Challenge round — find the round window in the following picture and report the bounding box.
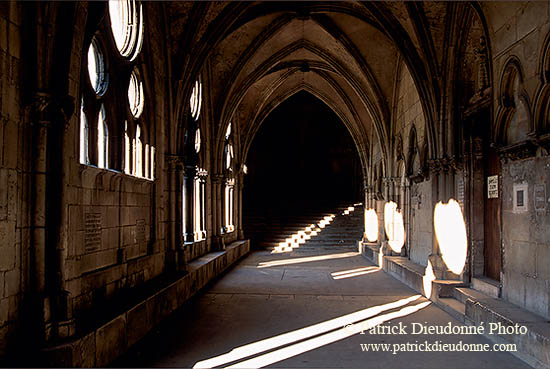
[128,69,144,118]
[109,0,144,60]
[190,79,202,120]
[87,38,107,95]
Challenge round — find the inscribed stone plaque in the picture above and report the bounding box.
[487,175,498,199]
[85,212,102,252]
[534,184,546,211]
[513,183,528,213]
[136,219,145,242]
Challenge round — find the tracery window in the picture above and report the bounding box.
[190,79,207,241]
[223,123,235,233]
[79,0,154,179]
[79,99,89,164]
[109,0,144,60]
[97,105,108,169]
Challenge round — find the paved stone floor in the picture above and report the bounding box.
[115,248,532,368]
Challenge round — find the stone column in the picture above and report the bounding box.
[183,165,196,245]
[211,174,225,250]
[29,92,75,342]
[236,172,245,240]
[362,183,370,243]
[200,174,207,240]
[427,159,445,278]
[165,155,186,273]
[402,178,411,257]
[470,137,485,277]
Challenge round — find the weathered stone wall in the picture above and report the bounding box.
[501,157,550,319]
[63,170,161,315]
[482,2,550,319]
[393,62,432,267]
[0,2,26,356]
[393,62,426,153]
[409,181,433,267]
[484,2,550,105]
[61,3,170,325]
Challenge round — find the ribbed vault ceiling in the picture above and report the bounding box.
[166,1,458,170]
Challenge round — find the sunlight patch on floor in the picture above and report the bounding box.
[258,252,359,268]
[193,295,427,368]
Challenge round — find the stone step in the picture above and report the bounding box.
[471,277,501,298]
[437,297,466,323]
[454,287,492,304]
[433,279,469,298]
[362,249,550,369]
[247,205,364,251]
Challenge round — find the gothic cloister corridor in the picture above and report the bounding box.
[114,206,529,369]
[3,1,550,367]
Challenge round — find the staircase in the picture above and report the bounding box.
[244,204,364,253]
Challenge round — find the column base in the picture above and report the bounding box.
[45,318,76,342]
[428,253,462,280]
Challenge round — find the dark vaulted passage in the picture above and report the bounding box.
[244,90,362,217]
[1,1,550,368]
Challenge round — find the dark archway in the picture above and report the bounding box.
[243,90,362,221]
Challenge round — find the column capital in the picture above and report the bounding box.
[29,92,74,128]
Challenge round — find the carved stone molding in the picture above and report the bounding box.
[428,159,442,175]
[537,133,550,151]
[427,156,463,176]
[196,167,208,179]
[449,156,464,172]
[409,172,425,184]
[30,92,75,127]
[497,139,538,162]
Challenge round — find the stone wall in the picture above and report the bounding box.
[0,2,26,357]
[63,169,162,317]
[60,2,171,330]
[484,2,550,104]
[393,62,426,152]
[409,180,433,267]
[483,1,550,319]
[501,157,550,319]
[393,61,432,267]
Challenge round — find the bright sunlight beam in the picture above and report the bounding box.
[330,266,379,280]
[225,300,431,368]
[193,295,424,369]
[433,199,468,274]
[364,208,378,242]
[384,201,405,253]
[258,252,359,268]
[422,260,436,299]
[272,210,341,253]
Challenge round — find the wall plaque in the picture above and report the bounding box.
[85,212,102,252]
[534,184,546,211]
[487,175,498,199]
[513,183,528,213]
[136,219,146,242]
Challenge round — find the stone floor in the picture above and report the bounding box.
[115,246,532,369]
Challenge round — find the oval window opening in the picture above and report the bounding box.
[88,38,107,95]
[128,69,144,118]
[109,0,144,59]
